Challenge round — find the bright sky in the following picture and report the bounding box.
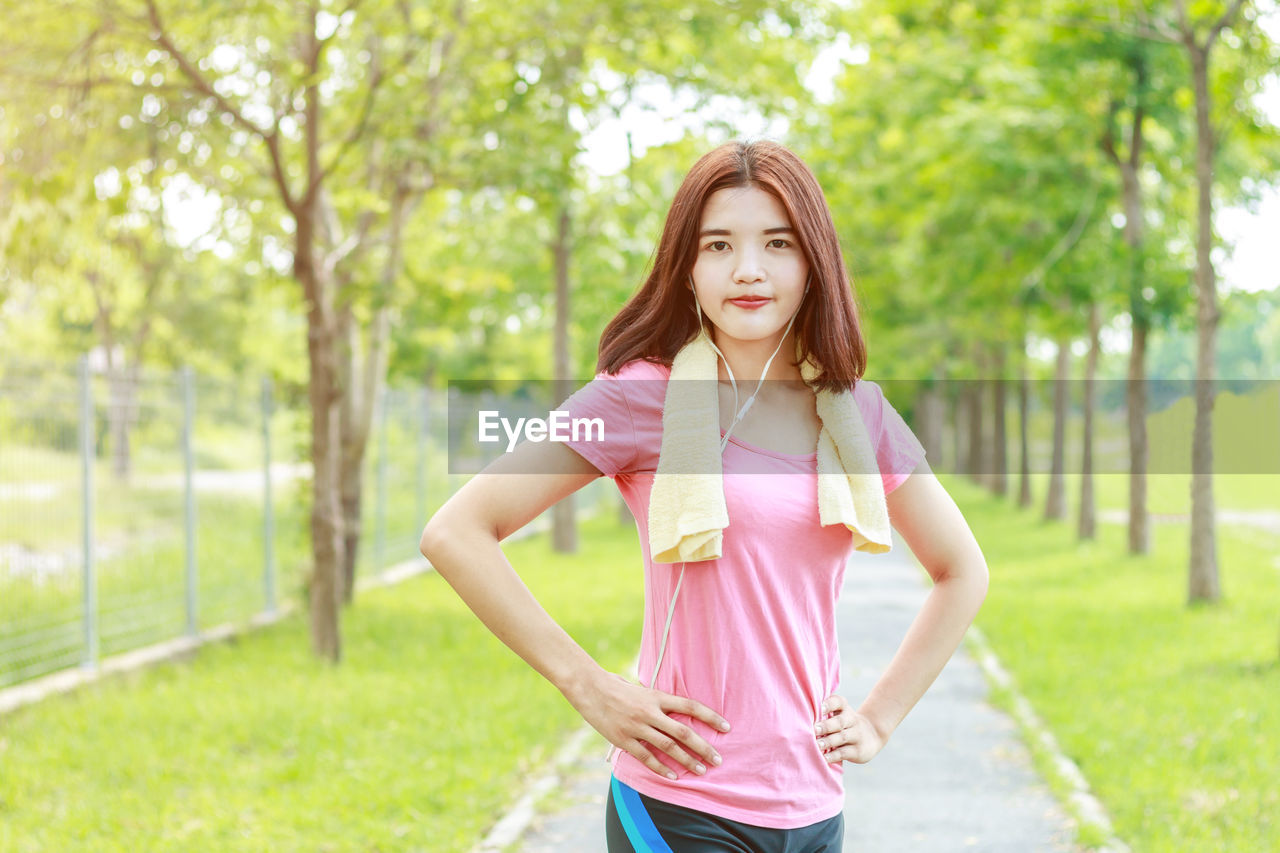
[577,22,1280,296]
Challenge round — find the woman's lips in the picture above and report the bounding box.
[728,297,770,309]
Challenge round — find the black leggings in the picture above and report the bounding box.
[605,776,844,853]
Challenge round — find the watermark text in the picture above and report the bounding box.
[477,410,604,452]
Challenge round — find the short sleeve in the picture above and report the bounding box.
[871,382,927,495]
[558,371,639,478]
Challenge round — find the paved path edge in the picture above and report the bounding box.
[472,724,598,853]
[964,624,1131,853]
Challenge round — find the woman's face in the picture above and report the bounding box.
[690,185,810,350]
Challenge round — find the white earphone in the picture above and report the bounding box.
[689,274,811,451]
[605,274,815,766]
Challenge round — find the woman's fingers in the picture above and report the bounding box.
[824,743,867,764]
[816,693,852,755]
[626,740,679,781]
[663,693,732,734]
[576,674,731,780]
[641,726,704,776]
[817,716,855,749]
[815,695,885,765]
[644,692,727,775]
[649,712,723,775]
[815,711,848,736]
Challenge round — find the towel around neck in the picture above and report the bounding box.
[646,332,893,563]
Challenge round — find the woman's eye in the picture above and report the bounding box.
[768,239,791,249]
[707,240,729,251]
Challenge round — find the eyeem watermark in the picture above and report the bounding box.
[478,410,604,452]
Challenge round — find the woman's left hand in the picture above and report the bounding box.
[815,694,886,764]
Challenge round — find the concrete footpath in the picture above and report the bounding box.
[508,532,1089,852]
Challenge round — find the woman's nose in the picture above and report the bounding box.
[733,249,765,283]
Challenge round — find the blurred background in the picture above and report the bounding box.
[1,1,1278,851]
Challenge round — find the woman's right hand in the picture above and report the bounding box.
[568,670,730,780]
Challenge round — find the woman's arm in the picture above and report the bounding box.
[419,439,729,780]
[816,458,990,763]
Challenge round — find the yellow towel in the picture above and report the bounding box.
[647,332,892,563]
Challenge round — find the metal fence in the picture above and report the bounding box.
[0,356,611,689]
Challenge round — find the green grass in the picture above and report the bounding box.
[5,420,1275,851]
[953,471,1280,852]
[0,483,314,685]
[0,511,645,852]
[0,431,464,686]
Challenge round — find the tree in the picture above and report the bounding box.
[809,2,1120,504]
[132,0,442,659]
[1125,0,1270,603]
[0,39,259,469]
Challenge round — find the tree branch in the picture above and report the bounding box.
[145,1,264,137]
[1174,0,1192,40]
[318,35,385,184]
[85,267,117,373]
[303,1,322,208]
[412,0,468,147]
[1100,96,1121,165]
[145,0,298,215]
[1206,0,1249,52]
[0,72,191,96]
[1022,181,1099,291]
[1049,14,1178,45]
[326,0,368,42]
[328,142,383,282]
[1129,100,1145,170]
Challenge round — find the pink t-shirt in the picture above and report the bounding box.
[561,359,926,829]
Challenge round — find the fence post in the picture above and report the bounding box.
[375,386,388,572]
[79,356,98,670]
[262,376,276,615]
[447,384,459,496]
[182,365,197,637]
[416,385,428,535]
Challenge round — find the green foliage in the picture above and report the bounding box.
[3,0,1273,390]
[958,470,1280,851]
[0,513,645,851]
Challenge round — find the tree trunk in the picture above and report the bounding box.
[1120,137,1152,557]
[1101,49,1153,555]
[551,202,577,553]
[107,365,137,482]
[918,380,946,471]
[86,269,137,483]
[966,343,985,485]
[1078,302,1100,540]
[336,184,404,605]
[297,202,345,662]
[991,343,1008,497]
[1018,336,1033,508]
[1044,334,1070,521]
[1127,318,1151,553]
[1187,41,1220,603]
[337,303,367,607]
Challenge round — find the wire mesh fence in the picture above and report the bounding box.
[0,357,612,689]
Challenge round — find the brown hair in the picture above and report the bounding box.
[596,139,868,392]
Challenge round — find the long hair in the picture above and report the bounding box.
[596,139,868,392]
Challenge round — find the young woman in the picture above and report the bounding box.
[420,139,989,852]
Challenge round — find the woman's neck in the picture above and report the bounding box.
[711,329,803,385]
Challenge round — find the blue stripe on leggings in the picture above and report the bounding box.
[611,776,674,853]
